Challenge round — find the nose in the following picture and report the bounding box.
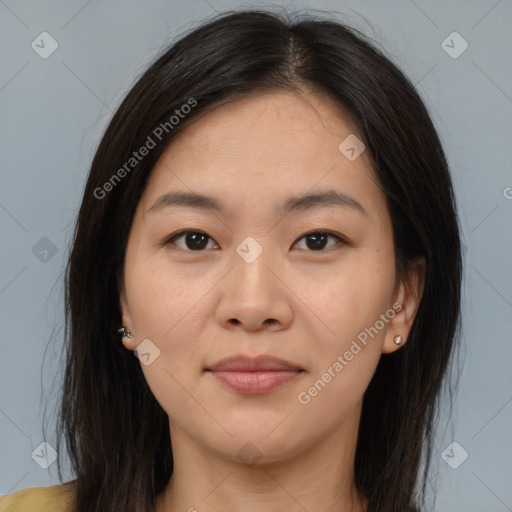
[215,242,294,332]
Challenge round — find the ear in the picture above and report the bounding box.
[382,256,426,354]
[119,283,136,351]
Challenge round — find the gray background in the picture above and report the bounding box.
[1,1,511,510]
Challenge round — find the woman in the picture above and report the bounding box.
[0,8,462,512]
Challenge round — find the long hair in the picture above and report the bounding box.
[54,9,462,511]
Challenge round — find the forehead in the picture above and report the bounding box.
[160,91,364,162]
[140,91,381,217]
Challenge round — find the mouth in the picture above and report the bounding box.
[204,354,305,395]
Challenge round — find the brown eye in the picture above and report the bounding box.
[164,230,218,251]
[293,231,346,251]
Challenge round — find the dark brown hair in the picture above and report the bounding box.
[51,8,462,512]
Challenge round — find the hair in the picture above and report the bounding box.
[53,8,462,512]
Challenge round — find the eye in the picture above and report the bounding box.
[292,230,347,251]
[163,230,219,251]
[163,229,346,252]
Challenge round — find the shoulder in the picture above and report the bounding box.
[0,481,75,512]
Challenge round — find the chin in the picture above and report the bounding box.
[201,423,308,463]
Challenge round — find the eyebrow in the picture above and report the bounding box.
[148,189,367,216]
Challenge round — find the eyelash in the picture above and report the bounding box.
[161,229,348,252]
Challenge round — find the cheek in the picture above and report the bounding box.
[126,255,214,340]
[126,258,212,420]
[294,255,394,423]
[295,248,396,353]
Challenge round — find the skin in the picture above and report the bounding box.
[119,90,425,512]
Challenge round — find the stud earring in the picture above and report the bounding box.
[118,326,133,340]
[394,335,403,345]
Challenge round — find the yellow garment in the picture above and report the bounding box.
[0,482,74,512]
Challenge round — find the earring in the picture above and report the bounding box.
[118,326,133,339]
[394,335,403,345]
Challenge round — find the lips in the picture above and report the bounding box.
[205,355,305,394]
[205,354,303,372]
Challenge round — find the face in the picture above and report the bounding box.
[119,91,422,465]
